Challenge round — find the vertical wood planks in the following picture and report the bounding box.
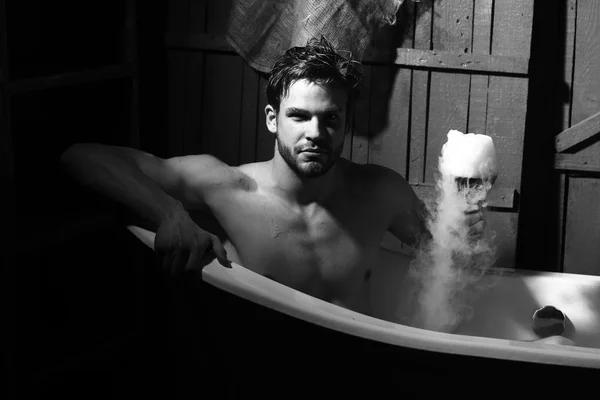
[484,0,533,269]
[561,0,578,131]
[486,0,533,190]
[572,0,600,157]
[183,0,208,156]
[166,0,192,157]
[563,0,600,274]
[255,74,274,161]
[467,0,492,135]
[563,177,600,275]
[556,173,568,271]
[201,54,243,165]
[368,67,411,176]
[369,66,410,177]
[409,0,432,183]
[238,63,260,165]
[166,52,187,156]
[571,0,600,126]
[202,1,244,165]
[425,0,473,183]
[340,118,352,159]
[351,65,372,164]
[368,3,413,177]
[555,0,577,272]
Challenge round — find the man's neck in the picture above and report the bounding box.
[268,155,338,206]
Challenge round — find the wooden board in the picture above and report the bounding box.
[166,50,187,157]
[255,75,274,161]
[183,0,208,155]
[367,1,413,178]
[572,0,600,158]
[182,50,206,156]
[238,63,260,165]
[201,54,243,165]
[555,111,600,153]
[467,0,492,135]
[572,0,600,127]
[563,177,600,275]
[556,174,568,272]
[166,0,205,157]
[560,0,578,131]
[424,0,472,183]
[485,76,529,190]
[483,1,533,269]
[554,153,600,174]
[408,0,432,183]
[368,66,410,177]
[351,65,372,164]
[561,0,600,275]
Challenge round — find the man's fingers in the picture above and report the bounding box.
[210,236,232,268]
[172,250,190,274]
[186,248,202,271]
[465,210,484,227]
[468,220,486,237]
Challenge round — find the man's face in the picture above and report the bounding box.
[266,79,348,179]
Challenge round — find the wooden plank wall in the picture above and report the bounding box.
[560,0,600,275]
[163,0,535,270]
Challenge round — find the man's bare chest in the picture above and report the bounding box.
[207,191,388,297]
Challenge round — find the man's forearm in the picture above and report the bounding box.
[61,144,185,229]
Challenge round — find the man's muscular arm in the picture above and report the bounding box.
[60,143,239,271]
[376,165,485,250]
[362,164,432,249]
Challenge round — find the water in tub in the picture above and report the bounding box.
[401,130,499,333]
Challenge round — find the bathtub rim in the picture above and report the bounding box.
[125,225,600,369]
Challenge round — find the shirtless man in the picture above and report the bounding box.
[60,37,485,313]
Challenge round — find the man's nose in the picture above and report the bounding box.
[305,117,326,139]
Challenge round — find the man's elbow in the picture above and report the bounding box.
[60,143,98,167]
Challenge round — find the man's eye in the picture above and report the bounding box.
[290,114,307,121]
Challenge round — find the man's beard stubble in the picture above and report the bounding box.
[275,134,343,179]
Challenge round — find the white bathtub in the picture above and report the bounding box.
[126,225,600,394]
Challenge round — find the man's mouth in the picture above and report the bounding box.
[301,148,329,154]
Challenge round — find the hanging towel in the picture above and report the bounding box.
[226,0,404,73]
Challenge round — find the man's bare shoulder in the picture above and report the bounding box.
[163,153,258,192]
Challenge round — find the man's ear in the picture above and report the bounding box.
[265,105,277,134]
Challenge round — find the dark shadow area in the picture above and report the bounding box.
[5,0,125,80]
[5,2,174,398]
[137,0,169,158]
[517,1,567,271]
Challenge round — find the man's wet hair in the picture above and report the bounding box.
[266,36,363,122]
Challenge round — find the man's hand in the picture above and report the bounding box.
[154,211,232,275]
[465,204,486,240]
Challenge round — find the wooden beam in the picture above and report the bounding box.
[555,110,600,153]
[164,33,530,76]
[9,64,134,94]
[410,183,516,209]
[554,153,600,173]
[366,48,529,75]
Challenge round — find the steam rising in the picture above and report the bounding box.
[405,130,499,332]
